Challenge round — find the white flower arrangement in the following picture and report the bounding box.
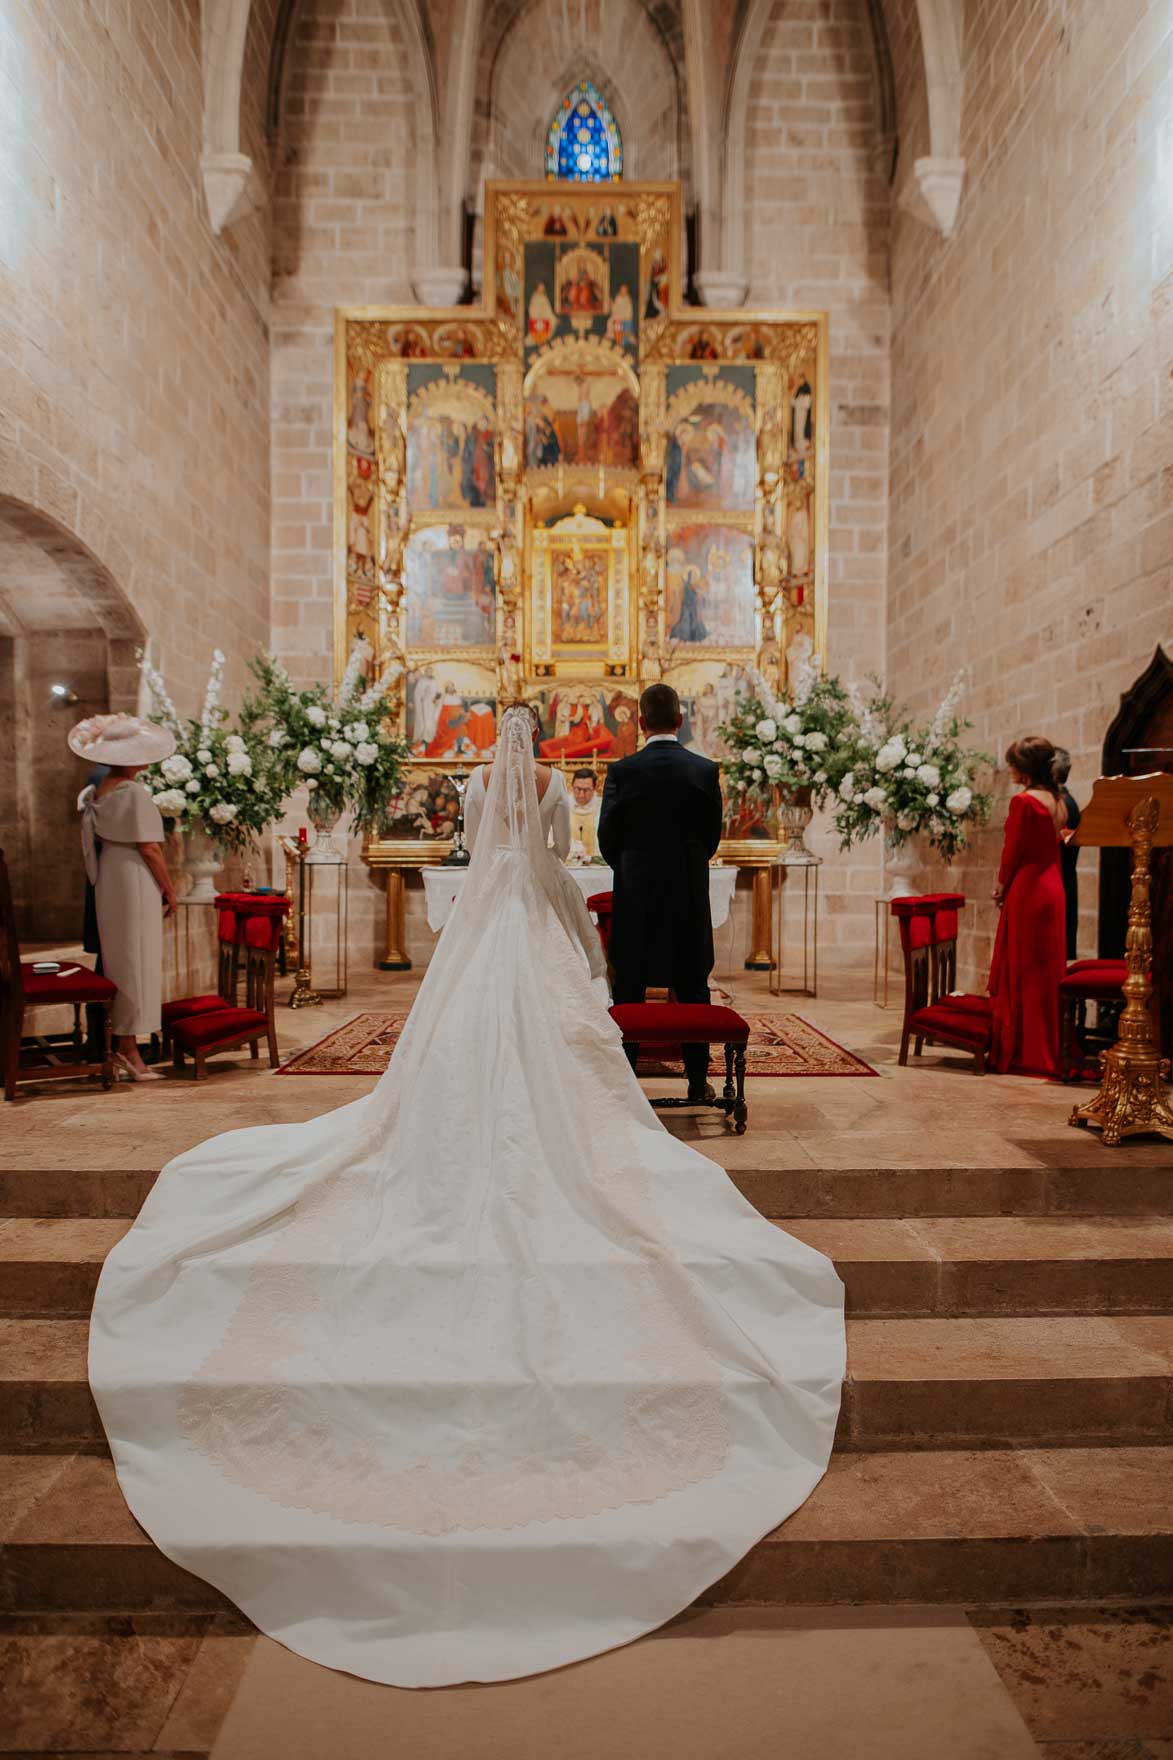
[717,663,857,812]
[245,640,410,835]
[138,647,285,850]
[832,671,993,860]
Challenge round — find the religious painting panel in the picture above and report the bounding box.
[338,181,830,872]
[406,661,498,762]
[663,524,755,650]
[526,680,639,765]
[529,506,633,672]
[406,366,497,512]
[664,367,756,511]
[662,659,754,762]
[404,524,496,649]
[382,771,463,841]
[524,341,638,474]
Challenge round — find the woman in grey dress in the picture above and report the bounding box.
[69,715,178,1081]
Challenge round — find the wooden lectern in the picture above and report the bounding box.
[1069,773,1173,1145]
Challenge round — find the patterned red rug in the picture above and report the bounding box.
[279,1011,878,1079]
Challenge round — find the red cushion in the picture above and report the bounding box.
[21,963,117,1005]
[215,893,289,914]
[932,910,959,943]
[243,917,282,951]
[890,896,939,917]
[909,1002,992,1049]
[918,892,966,908]
[586,892,613,914]
[172,1007,268,1051]
[1066,958,1127,979]
[609,1003,750,1043]
[1059,967,1127,999]
[162,994,226,1026]
[939,992,993,1017]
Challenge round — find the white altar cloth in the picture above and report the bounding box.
[422,863,738,933]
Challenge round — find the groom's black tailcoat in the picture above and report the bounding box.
[598,739,723,1082]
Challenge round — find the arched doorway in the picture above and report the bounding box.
[0,497,145,942]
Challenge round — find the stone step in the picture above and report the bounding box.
[5,1316,1172,1452]
[4,1216,1173,1319]
[3,1160,1170,1221]
[2,1446,1169,1614]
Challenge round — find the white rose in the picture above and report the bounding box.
[946,786,972,813]
[926,792,940,807]
[203,762,220,778]
[331,740,353,759]
[225,734,246,753]
[906,751,922,767]
[752,768,763,782]
[784,714,802,734]
[226,751,252,776]
[152,789,187,815]
[739,748,758,766]
[196,748,212,764]
[815,770,827,784]
[161,754,192,782]
[305,777,318,791]
[762,753,784,778]
[805,731,828,752]
[306,705,327,728]
[344,721,369,743]
[755,718,777,743]
[838,773,856,801]
[904,765,918,777]
[209,802,237,825]
[185,780,200,795]
[916,763,941,787]
[325,764,336,775]
[296,747,322,774]
[863,786,887,810]
[267,728,288,747]
[328,718,340,732]
[354,742,378,766]
[792,732,807,748]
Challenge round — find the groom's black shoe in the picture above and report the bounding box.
[687,1080,717,1104]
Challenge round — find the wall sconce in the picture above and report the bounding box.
[50,683,79,706]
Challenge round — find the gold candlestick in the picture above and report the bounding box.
[279,837,321,1010]
[1070,793,1173,1146]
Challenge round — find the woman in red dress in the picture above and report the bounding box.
[988,736,1068,1076]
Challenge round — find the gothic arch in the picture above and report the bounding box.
[475,0,687,197]
[204,0,442,267]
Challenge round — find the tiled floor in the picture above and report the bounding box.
[7,954,1171,1174]
[1,1606,1170,1758]
[3,949,1171,1756]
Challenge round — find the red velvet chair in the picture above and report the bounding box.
[609,1002,750,1133]
[162,894,289,1057]
[1,848,116,1101]
[893,895,992,1073]
[1059,958,1128,1083]
[587,890,613,961]
[170,915,282,1079]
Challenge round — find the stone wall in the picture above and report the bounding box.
[0,0,273,714]
[886,0,1173,984]
[743,0,893,949]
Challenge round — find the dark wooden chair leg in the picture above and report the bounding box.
[267,1026,279,1069]
[195,1051,207,1081]
[249,1038,259,1060]
[100,1006,113,1090]
[722,1042,735,1115]
[733,1045,747,1134]
[973,1048,986,1074]
[898,1027,910,1066]
[914,1035,924,1056]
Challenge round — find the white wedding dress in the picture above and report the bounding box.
[89,711,844,1688]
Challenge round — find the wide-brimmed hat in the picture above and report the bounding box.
[67,713,176,767]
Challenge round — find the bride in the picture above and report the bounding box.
[89,706,844,1689]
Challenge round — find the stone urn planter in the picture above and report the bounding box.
[181,826,222,903]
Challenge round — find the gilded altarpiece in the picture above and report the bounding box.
[336,182,828,964]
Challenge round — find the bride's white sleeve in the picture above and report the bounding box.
[464,770,483,851]
[549,773,571,859]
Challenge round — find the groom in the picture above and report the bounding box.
[598,682,724,1099]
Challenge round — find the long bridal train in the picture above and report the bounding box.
[89,712,844,1688]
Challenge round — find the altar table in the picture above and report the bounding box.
[422,864,738,934]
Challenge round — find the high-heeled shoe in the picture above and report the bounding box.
[114,1052,164,1082]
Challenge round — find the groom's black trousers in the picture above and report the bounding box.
[611,968,711,1089]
